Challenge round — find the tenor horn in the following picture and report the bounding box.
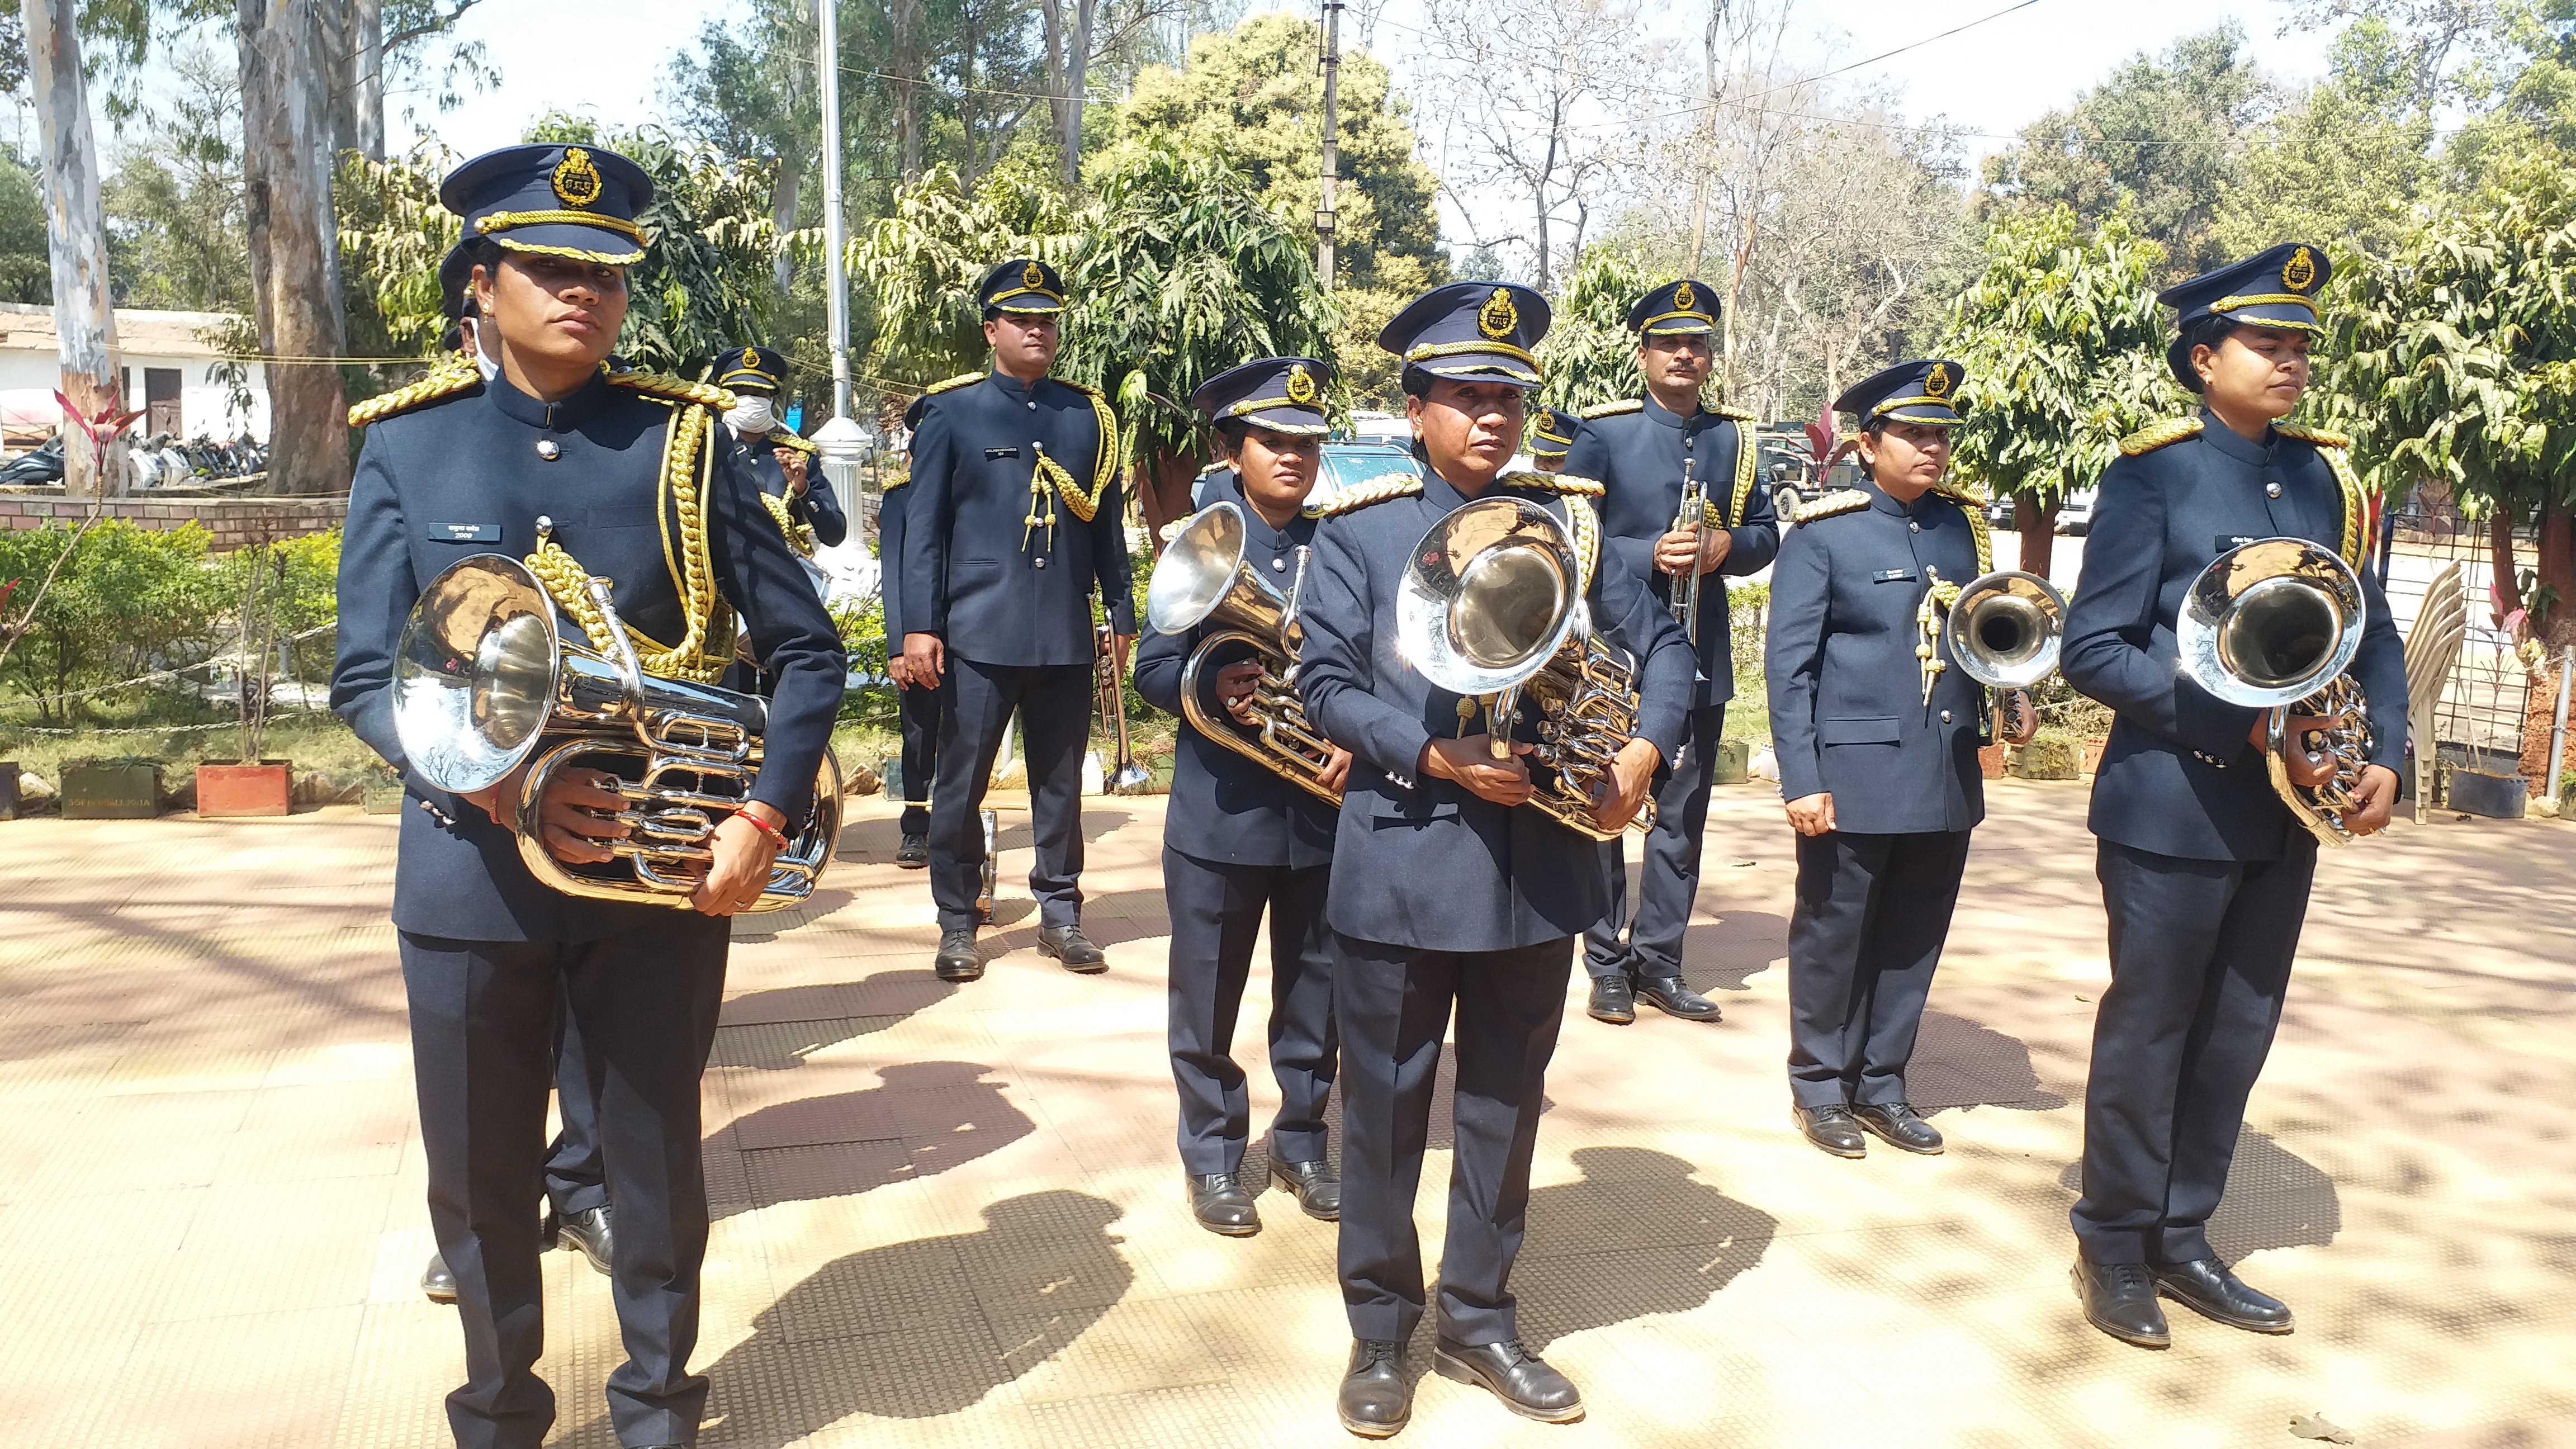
[1394,495,1652,842]
[1944,569,2066,689]
[2177,537,2375,846]
[392,553,841,910]
[1144,501,1342,803]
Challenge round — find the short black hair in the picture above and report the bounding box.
[1210,417,1249,456]
[448,238,506,320]
[2174,315,2242,395]
[1400,365,1434,400]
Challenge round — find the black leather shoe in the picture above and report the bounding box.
[1433,1337,1582,1423]
[1793,1104,1867,1158]
[1633,974,1722,1021]
[1269,1158,1341,1221]
[1851,1102,1944,1154]
[2073,1258,2171,1348]
[1338,1338,1410,1438]
[1585,974,1636,1024]
[420,1252,456,1304]
[934,929,983,982]
[896,832,929,868]
[551,1205,613,1276]
[2153,1257,2294,1333]
[1038,923,1109,973]
[1188,1172,1261,1236]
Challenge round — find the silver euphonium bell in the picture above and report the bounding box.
[2177,537,2375,846]
[391,553,842,910]
[1394,495,1653,842]
[1144,501,1343,804]
[1944,570,2067,689]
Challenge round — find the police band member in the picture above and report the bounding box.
[1766,361,2034,1159]
[1299,283,1691,1436]
[1526,406,1576,473]
[1570,280,1778,1025]
[898,258,1136,982]
[1134,357,1352,1237]
[331,144,845,1449]
[712,344,845,555]
[882,391,946,867]
[2063,244,2403,1347]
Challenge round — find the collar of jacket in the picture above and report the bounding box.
[488,369,614,432]
[2195,407,2281,466]
[1642,392,1708,429]
[1862,476,1940,518]
[987,370,1049,404]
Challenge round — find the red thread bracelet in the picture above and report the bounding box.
[732,809,792,850]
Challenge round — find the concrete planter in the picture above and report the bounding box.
[1978,745,2006,779]
[197,761,293,818]
[2447,767,2526,820]
[2082,735,2110,775]
[1711,737,1751,785]
[362,779,409,815]
[60,759,160,819]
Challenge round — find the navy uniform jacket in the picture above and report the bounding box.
[1567,396,1779,707]
[1765,481,1988,835]
[729,427,847,550]
[1298,468,1694,951]
[331,367,846,944]
[898,371,1135,667]
[2065,413,2404,862]
[1134,473,1338,870]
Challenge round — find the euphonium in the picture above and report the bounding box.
[1944,569,2067,689]
[1394,495,1652,842]
[392,553,842,910]
[2177,537,2374,846]
[1144,501,1343,804]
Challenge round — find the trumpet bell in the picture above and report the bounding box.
[395,554,566,794]
[1397,496,1582,694]
[1945,570,2066,690]
[2179,539,2365,708]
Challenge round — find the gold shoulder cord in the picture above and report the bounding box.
[1726,416,1757,527]
[347,357,481,427]
[2276,423,2366,567]
[1562,495,1600,600]
[761,491,818,557]
[1932,484,1994,575]
[1917,565,1965,704]
[1048,386,1120,523]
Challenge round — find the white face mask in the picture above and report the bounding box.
[726,395,776,435]
[462,318,498,383]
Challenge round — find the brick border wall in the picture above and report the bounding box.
[0,493,347,551]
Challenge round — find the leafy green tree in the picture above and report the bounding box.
[2216,18,2439,261]
[853,160,1072,387]
[1536,245,1663,415]
[102,41,253,314]
[2329,149,2576,646]
[0,520,228,725]
[0,154,49,305]
[1936,205,2180,577]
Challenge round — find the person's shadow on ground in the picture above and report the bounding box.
[1504,1146,1779,1354]
[711,1060,1033,1222]
[582,1191,1132,1446]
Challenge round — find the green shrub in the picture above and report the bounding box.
[0,520,230,724]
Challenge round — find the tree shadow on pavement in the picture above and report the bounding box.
[1505,1147,1778,1355]
[711,1060,1033,1223]
[2052,1130,2341,1259]
[1911,1010,2072,1114]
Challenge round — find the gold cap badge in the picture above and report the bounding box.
[1022,260,1046,290]
[2282,245,2316,292]
[551,148,603,209]
[1924,363,1951,398]
[1478,287,1518,342]
[1673,281,1696,313]
[1285,363,1317,405]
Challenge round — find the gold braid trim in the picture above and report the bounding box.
[2121,416,2205,456]
[1049,382,1120,522]
[1562,495,1600,601]
[609,369,737,412]
[489,236,646,266]
[1519,472,1604,497]
[477,209,646,242]
[1917,564,1964,704]
[926,371,985,395]
[767,429,820,455]
[1319,473,1423,517]
[1793,489,1872,523]
[761,490,818,557]
[2278,423,2366,567]
[522,397,732,685]
[1581,399,1643,419]
[348,357,481,427]
[1933,484,1995,575]
[1725,417,1756,527]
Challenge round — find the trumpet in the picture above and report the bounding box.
[1143,502,1342,804]
[1670,458,1707,650]
[2177,538,2375,846]
[1096,619,1152,795]
[391,554,841,911]
[1944,569,2067,689]
[1395,495,1654,842]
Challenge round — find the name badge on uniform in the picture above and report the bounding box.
[1873,567,1917,583]
[984,446,1020,460]
[2214,533,2261,552]
[431,523,501,543]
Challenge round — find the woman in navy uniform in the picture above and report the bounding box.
[2062,244,2403,1347]
[1568,280,1777,1026]
[897,258,1136,982]
[1298,283,1691,1436]
[1766,361,2034,1159]
[1134,357,1353,1237]
[330,144,844,1449]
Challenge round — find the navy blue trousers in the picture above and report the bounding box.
[896,669,950,836]
[1784,829,1971,1109]
[1163,848,1336,1175]
[929,659,1091,932]
[1585,703,1728,980]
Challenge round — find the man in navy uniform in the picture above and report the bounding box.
[1298,282,1692,1435]
[712,345,844,555]
[2062,243,2403,1347]
[880,392,944,867]
[1569,280,1777,1026]
[1134,357,1352,1237]
[898,258,1135,982]
[332,143,844,1449]
[1766,361,2034,1159]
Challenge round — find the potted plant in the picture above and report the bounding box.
[60,755,160,817]
[2013,730,2082,780]
[197,542,292,818]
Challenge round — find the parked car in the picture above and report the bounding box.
[1188,439,1421,514]
[2055,487,2097,536]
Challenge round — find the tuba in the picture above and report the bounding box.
[2177,538,2374,846]
[1394,495,1652,842]
[1944,570,2067,689]
[1144,502,1343,804]
[392,554,842,910]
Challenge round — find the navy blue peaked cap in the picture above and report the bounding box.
[2159,242,2331,388]
[980,258,1066,315]
[440,143,652,266]
[713,347,788,393]
[1192,357,1333,437]
[1835,359,1968,428]
[1379,282,1551,388]
[1530,406,1578,457]
[1626,279,1717,336]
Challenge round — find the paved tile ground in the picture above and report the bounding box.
[3,780,2573,1449]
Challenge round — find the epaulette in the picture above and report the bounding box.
[2120,417,2205,457]
[1517,473,1604,497]
[1059,378,1107,400]
[608,370,736,411]
[2274,421,2351,449]
[1794,489,1872,522]
[925,371,984,396]
[1703,401,1757,422]
[347,358,480,427]
[768,430,819,455]
[1580,399,1643,419]
[1932,481,1990,509]
[1318,473,1423,517]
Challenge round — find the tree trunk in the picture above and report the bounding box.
[1136,444,1200,550]
[20,0,127,500]
[239,0,352,496]
[2536,500,2576,651]
[2013,491,2059,579]
[1041,0,1071,187]
[769,154,801,298]
[2489,508,2524,628]
[1047,0,1096,190]
[349,0,384,160]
